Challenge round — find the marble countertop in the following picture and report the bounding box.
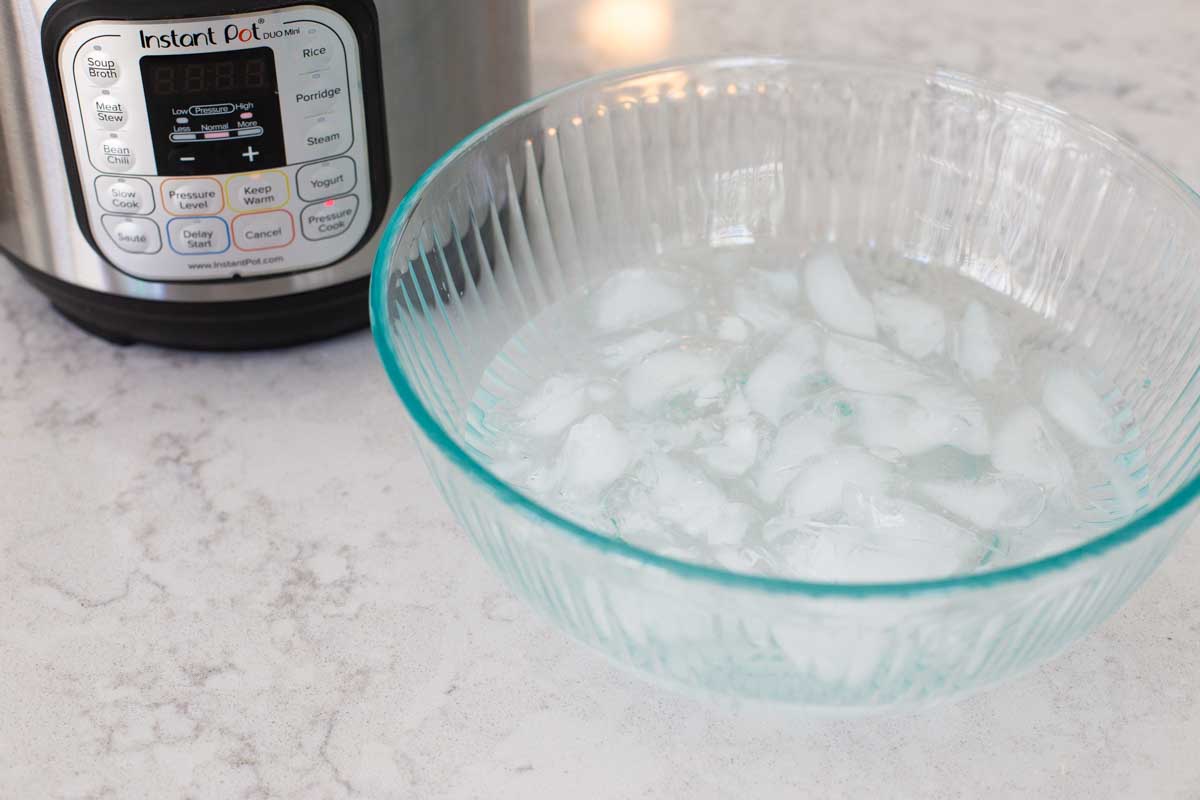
[3,1,1199,797]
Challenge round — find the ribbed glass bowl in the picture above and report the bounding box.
[370,57,1200,711]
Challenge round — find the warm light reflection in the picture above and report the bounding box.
[580,0,671,64]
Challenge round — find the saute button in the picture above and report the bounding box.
[101,215,160,254]
[301,195,359,241]
[96,176,154,215]
[167,217,230,255]
[162,177,224,215]
[296,157,356,201]
[81,47,120,87]
[233,210,295,251]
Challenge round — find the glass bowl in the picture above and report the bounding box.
[370,57,1200,711]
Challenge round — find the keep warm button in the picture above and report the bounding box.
[233,210,295,251]
[301,195,359,241]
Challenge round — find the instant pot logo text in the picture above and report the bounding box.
[138,20,298,49]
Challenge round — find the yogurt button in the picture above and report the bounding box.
[296,157,357,201]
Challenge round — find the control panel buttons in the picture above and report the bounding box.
[294,28,337,68]
[161,178,224,216]
[82,47,120,86]
[95,176,154,215]
[98,136,136,172]
[233,210,295,251]
[291,70,344,116]
[227,171,289,211]
[167,217,230,255]
[301,116,351,160]
[101,215,161,254]
[301,195,359,240]
[296,157,357,202]
[92,93,128,130]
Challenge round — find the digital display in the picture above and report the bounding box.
[140,48,287,176]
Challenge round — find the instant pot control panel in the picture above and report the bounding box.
[48,3,385,282]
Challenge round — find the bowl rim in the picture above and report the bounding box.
[370,54,1200,598]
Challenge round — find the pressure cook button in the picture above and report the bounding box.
[296,157,357,202]
[301,195,359,241]
[233,210,295,251]
[101,215,161,254]
[92,93,128,130]
[95,176,154,215]
[81,46,120,87]
[162,177,224,215]
[98,136,135,172]
[301,117,350,159]
[167,217,230,255]
[227,171,289,211]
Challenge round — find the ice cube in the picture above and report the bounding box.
[841,488,984,577]
[954,300,1003,382]
[600,329,678,370]
[873,287,946,359]
[920,476,1045,530]
[558,414,633,497]
[517,372,590,436]
[992,405,1074,486]
[783,447,891,518]
[698,417,760,478]
[1042,366,1121,448]
[625,348,724,411]
[745,324,823,423]
[716,315,750,343]
[753,414,839,503]
[853,388,990,456]
[824,333,928,395]
[734,286,793,332]
[804,247,876,338]
[643,455,757,546]
[591,268,689,330]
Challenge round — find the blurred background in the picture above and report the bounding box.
[533,0,1200,188]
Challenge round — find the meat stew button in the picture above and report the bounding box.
[301,195,359,241]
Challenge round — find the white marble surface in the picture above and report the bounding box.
[3,1,1200,797]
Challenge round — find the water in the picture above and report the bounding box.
[466,244,1149,582]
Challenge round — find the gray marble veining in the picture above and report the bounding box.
[2,1,1198,797]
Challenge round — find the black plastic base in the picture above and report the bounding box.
[6,253,368,350]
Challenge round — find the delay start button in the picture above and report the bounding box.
[162,177,224,215]
[167,217,230,255]
[301,195,359,241]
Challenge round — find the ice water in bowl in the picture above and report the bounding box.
[466,245,1147,583]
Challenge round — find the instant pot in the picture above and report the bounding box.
[0,0,529,348]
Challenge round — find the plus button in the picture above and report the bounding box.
[242,146,260,163]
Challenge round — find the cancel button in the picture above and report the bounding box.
[233,210,295,252]
[301,195,359,241]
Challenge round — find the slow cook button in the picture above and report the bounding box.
[227,171,288,211]
[233,210,295,251]
[98,136,136,172]
[95,176,154,215]
[81,47,120,87]
[101,215,161,254]
[301,195,359,241]
[92,93,128,130]
[167,217,230,255]
[296,157,357,202]
[162,177,224,215]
